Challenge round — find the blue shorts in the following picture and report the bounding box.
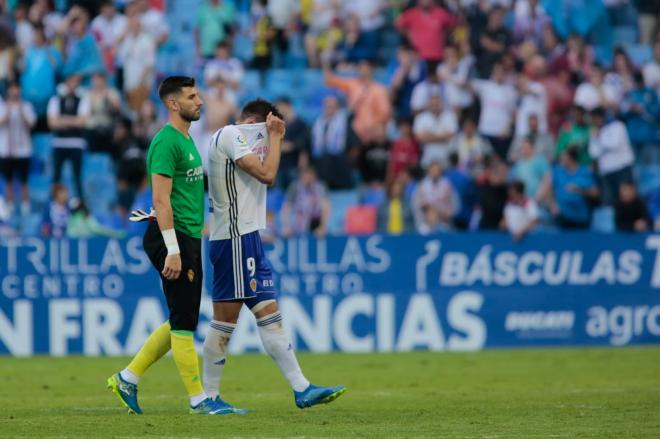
[209,230,275,308]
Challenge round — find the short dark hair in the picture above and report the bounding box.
[158,76,196,102]
[566,146,580,162]
[510,180,525,195]
[448,152,459,167]
[275,95,292,105]
[591,107,606,119]
[240,98,282,122]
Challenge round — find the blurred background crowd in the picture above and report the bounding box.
[0,0,659,240]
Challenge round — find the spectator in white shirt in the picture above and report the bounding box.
[509,114,554,162]
[643,41,660,98]
[28,0,64,41]
[437,44,474,114]
[13,4,33,54]
[604,48,635,103]
[472,62,517,159]
[413,94,458,168]
[504,180,540,241]
[588,107,635,206]
[574,64,617,111]
[344,0,385,34]
[203,42,244,92]
[127,0,169,47]
[91,1,127,72]
[412,161,457,232]
[515,73,548,138]
[118,14,155,113]
[0,83,36,216]
[513,0,549,45]
[410,65,444,115]
[449,117,492,176]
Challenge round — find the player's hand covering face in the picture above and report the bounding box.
[266,112,286,139]
[171,86,203,122]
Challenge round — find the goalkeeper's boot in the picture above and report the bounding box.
[107,373,143,414]
[294,384,346,409]
[190,397,236,415]
[213,395,248,414]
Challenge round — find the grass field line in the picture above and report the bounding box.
[1,348,659,438]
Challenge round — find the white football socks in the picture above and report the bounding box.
[120,368,139,385]
[202,320,236,399]
[257,311,310,392]
[190,392,207,407]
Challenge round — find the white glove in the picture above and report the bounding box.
[129,208,157,222]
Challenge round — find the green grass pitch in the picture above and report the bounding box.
[1,348,659,438]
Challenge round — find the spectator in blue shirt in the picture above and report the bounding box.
[543,0,613,64]
[548,147,599,229]
[336,14,376,65]
[61,8,103,80]
[20,25,61,129]
[621,71,660,152]
[445,152,477,230]
[388,44,426,119]
[510,135,551,200]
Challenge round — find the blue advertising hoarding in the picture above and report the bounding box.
[1,233,659,356]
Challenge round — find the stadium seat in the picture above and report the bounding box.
[82,154,117,214]
[344,205,377,235]
[95,211,125,230]
[28,173,51,205]
[613,26,638,46]
[242,70,262,93]
[301,69,324,89]
[19,212,42,237]
[360,186,386,207]
[328,190,359,234]
[591,206,615,233]
[32,133,53,161]
[267,188,285,213]
[625,44,653,66]
[637,164,660,195]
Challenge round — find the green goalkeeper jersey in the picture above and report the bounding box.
[146,124,205,238]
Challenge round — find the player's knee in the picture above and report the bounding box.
[251,299,278,318]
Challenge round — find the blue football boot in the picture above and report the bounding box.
[107,373,142,414]
[294,384,346,409]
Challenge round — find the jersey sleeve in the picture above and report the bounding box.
[46,96,60,118]
[222,125,253,162]
[150,136,179,178]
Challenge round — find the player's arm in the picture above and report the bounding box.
[152,173,182,280]
[236,112,286,186]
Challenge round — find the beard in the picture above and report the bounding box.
[180,107,201,122]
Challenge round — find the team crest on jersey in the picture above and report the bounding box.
[187,269,195,282]
[250,278,257,292]
[237,135,247,145]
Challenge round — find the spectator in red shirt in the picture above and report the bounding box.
[388,118,420,180]
[396,0,454,63]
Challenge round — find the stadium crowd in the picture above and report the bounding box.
[0,0,659,239]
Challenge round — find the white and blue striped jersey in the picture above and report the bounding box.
[208,123,269,241]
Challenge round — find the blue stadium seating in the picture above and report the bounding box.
[625,44,653,66]
[327,190,360,234]
[613,26,638,46]
[360,186,387,207]
[637,164,660,196]
[591,206,615,233]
